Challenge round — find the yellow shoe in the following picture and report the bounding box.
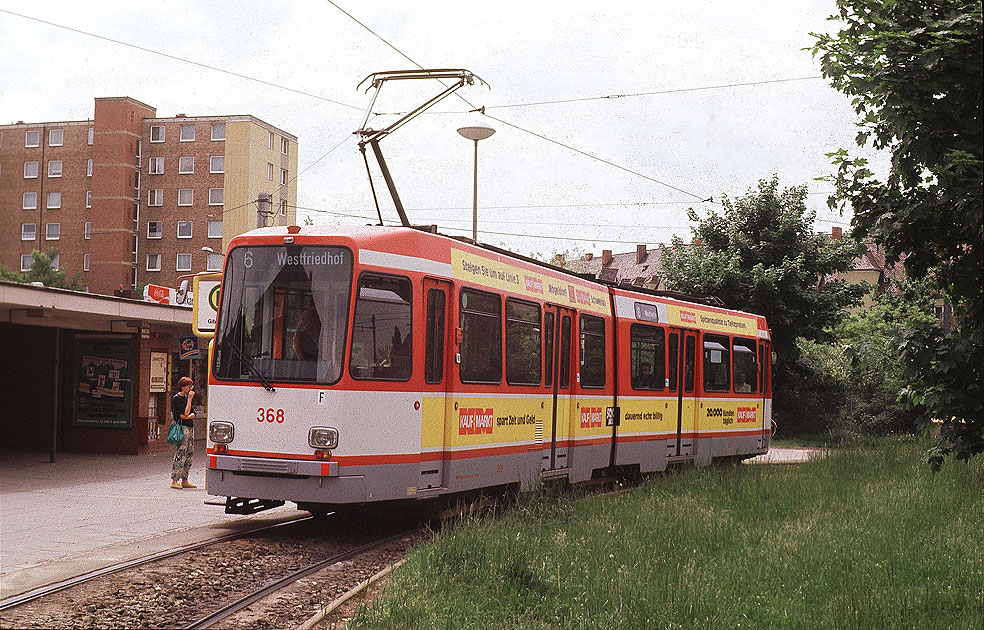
[181,480,197,488]
[170,480,183,489]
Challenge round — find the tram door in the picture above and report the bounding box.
[543,305,574,471]
[669,328,698,457]
[758,339,771,445]
[420,278,452,489]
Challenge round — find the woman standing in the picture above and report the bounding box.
[170,376,197,489]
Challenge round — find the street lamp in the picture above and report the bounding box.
[457,122,495,241]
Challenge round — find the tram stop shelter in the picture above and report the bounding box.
[0,280,205,458]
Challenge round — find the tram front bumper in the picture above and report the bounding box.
[207,455,367,505]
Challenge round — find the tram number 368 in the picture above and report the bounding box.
[257,408,285,423]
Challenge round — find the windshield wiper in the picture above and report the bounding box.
[224,336,275,392]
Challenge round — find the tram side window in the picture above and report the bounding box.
[349,274,412,381]
[544,311,555,387]
[505,299,541,385]
[424,289,446,384]
[732,337,757,393]
[630,324,665,390]
[667,333,679,392]
[702,333,731,393]
[460,288,502,383]
[579,314,606,388]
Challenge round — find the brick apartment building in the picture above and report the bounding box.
[0,96,298,296]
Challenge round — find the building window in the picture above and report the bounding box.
[281,137,289,154]
[211,123,226,140]
[206,252,223,272]
[281,168,288,185]
[25,130,40,147]
[146,254,161,271]
[24,161,38,178]
[180,124,195,141]
[177,189,193,206]
[49,129,64,146]
[209,155,224,173]
[177,220,193,238]
[176,253,192,272]
[279,199,288,216]
[51,254,60,270]
[88,127,94,145]
[178,156,194,174]
[21,254,34,272]
[86,190,92,208]
[84,254,90,271]
[148,189,163,206]
[150,125,165,142]
[147,221,162,239]
[207,220,222,238]
[136,139,142,159]
[47,192,61,209]
[208,188,224,205]
[23,192,38,209]
[47,160,62,177]
[85,222,91,240]
[21,223,36,241]
[267,163,273,180]
[87,158,93,177]
[148,157,163,174]
[268,131,274,149]
[46,223,60,240]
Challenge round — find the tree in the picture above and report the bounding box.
[812,0,983,466]
[0,248,82,290]
[660,176,867,432]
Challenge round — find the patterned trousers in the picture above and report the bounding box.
[171,425,194,481]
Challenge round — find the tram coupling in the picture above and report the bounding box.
[224,497,286,515]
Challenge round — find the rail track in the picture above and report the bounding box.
[184,531,411,630]
[0,514,314,612]
[0,512,417,630]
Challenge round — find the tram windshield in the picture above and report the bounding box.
[212,245,353,385]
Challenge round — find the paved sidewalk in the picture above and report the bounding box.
[0,447,297,600]
[744,446,827,464]
[0,445,823,601]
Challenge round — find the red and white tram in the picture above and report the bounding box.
[205,225,772,514]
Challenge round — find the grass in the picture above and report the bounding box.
[348,437,983,629]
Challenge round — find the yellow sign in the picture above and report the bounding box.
[664,303,757,336]
[193,273,222,338]
[451,250,609,315]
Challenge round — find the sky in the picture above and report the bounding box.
[0,1,888,258]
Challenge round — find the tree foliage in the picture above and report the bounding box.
[800,279,939,436]
[0,248,82,290]
[812,0,983,466]
[660,176,867,431]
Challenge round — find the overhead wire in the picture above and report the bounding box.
[3,7,848,234]
[0,8,362,111]
[485,76,824,109]
[322,1,712,203]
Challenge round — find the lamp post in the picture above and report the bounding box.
[457,122,495,241]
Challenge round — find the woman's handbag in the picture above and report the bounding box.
[166,422,186,446]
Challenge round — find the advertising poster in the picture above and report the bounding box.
[72,336,132,428]
[150,352,168,392]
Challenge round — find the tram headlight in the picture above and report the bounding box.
[209,421,235,444]
[309,427,338,449]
